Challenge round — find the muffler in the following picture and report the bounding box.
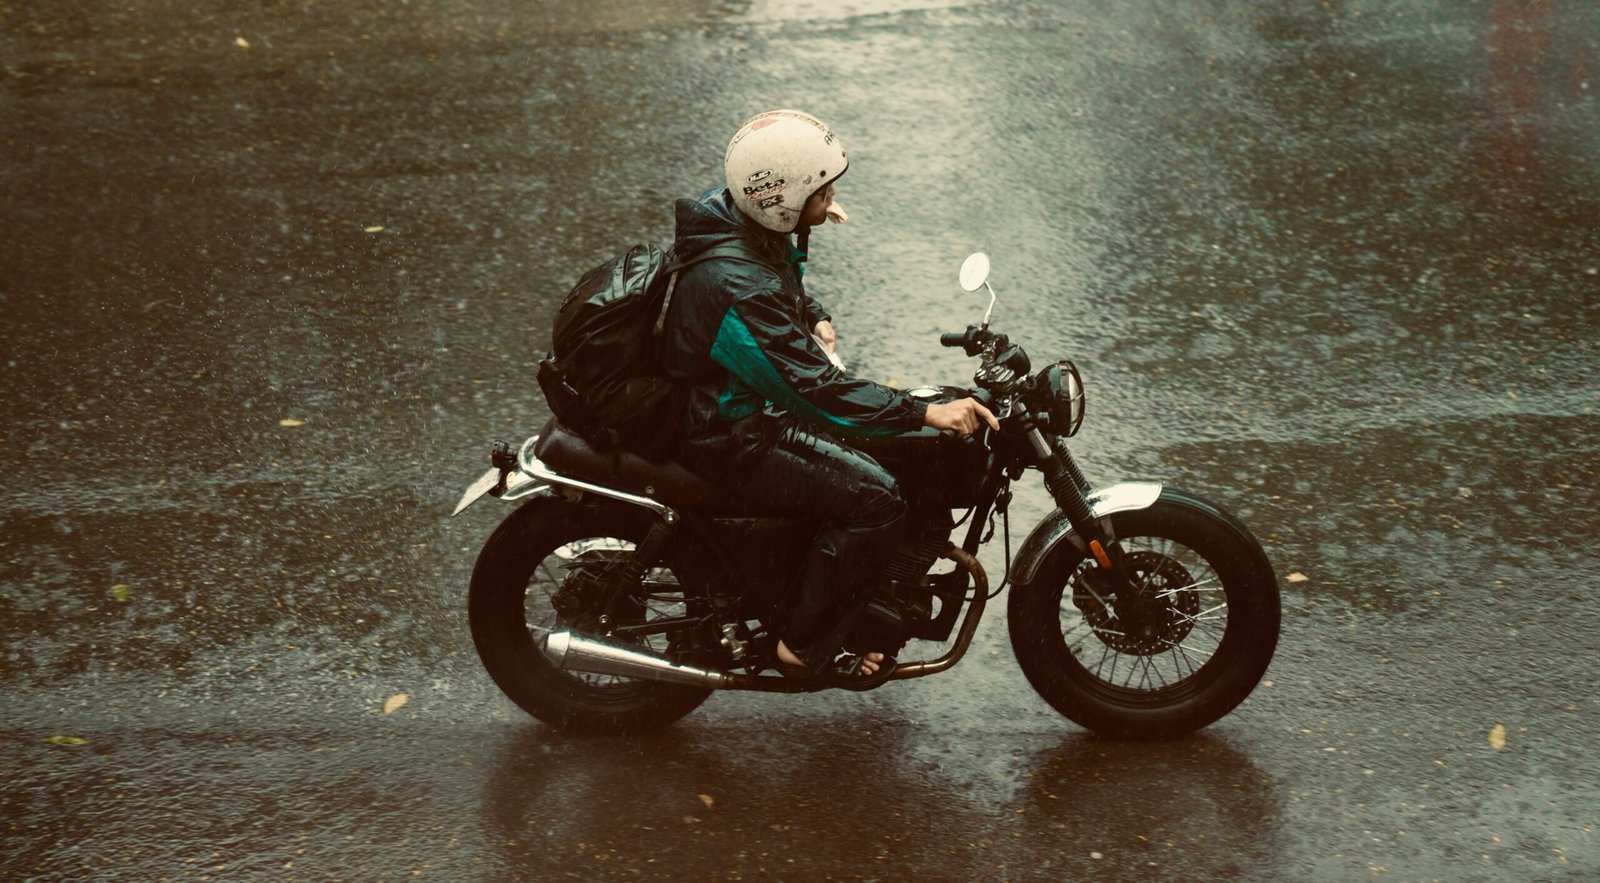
[541,629,734,689]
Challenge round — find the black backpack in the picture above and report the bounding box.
[536,241,763,462]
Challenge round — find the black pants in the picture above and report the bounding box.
[684,425,908,667]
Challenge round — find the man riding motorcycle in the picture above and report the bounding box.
[657,109,998,689]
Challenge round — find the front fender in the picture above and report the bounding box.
[1010,482,1163,586]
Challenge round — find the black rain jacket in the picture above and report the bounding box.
[658,188,928,467]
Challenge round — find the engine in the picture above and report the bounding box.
[845,515,970,657]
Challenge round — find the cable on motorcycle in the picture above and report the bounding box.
[950,504,976,530]
[975,488,1012,601]
[983,506,1012,601]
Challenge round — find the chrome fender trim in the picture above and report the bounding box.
[451,435,555,517]
[498,435,551,503]
[498,469,549,503]
[1010,481,1164,586]
[516,436,679,522]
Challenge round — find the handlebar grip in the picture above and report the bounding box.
[939,331,969,348]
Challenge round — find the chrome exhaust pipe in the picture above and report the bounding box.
[891,544,989,680]
[541,629,734,689]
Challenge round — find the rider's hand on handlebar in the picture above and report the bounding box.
[923,398,1000,437]
[812,320,837,354]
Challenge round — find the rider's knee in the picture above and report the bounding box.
[853,475,908,535]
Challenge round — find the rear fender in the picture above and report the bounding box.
[1010,482,1163,586]
[450,435,552,517]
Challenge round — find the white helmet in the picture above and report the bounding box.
[724,109,848,233]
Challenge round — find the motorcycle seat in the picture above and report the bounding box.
[532,420,764,517]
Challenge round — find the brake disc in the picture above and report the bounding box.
[1071,550,1201,655]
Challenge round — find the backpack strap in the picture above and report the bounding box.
[664,240,769,275]
[652,242,769,338]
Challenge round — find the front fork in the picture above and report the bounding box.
[1025,425,1120,574]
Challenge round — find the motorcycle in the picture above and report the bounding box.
[451,253,1281,738]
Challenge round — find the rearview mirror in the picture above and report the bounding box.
[959,252,991,292]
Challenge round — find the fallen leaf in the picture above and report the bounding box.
[235,36,250,48]
[47,735,88,746]
[110,584,132,602]
[1286,572,1309,583]
[364,225,385,233]
[383,693,409,714]
[278,418,305,427]
[698,794,714,809]
[1488,723,1506,750]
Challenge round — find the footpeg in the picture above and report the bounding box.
[719,623,749,661]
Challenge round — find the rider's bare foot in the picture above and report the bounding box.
[776,640,884,677]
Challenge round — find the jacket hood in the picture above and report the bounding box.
[674,187,788,264]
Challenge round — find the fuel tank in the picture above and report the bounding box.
[847,386,993,510]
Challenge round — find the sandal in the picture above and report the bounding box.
[775,660,826,692]
[825,652,898,692]
[775,652,898,692]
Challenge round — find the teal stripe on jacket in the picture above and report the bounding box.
[708,309,902,437]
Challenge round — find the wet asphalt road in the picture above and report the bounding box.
[3,0,1599,880]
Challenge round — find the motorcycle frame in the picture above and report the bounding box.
[468,431,1165,692]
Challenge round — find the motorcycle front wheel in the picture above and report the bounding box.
[1008,487,1280,739]
[468,495,713,733]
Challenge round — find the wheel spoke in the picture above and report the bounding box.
[1160,637,1214,662]
[1064,620,1105,654]
[522,536,695,689]
[1168,645,1193,678]
[1135,655,1154,690]
[1155,575,1224,597]
[1059,533,1232,694]
[1184,616,1227,646]
[1173,601,1229,623]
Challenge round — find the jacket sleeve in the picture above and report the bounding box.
[801,291,831,329]
[709,284,927,437]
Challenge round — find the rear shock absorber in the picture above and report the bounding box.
[594,517,677,632]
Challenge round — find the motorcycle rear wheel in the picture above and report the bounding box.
[468,495,713,733]
[1008,488,1280,739]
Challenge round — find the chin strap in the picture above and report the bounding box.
[789,225,813,282]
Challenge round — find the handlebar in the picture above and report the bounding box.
[939,325,1007,357]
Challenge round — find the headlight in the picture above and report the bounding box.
[1044,360,1085,437]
